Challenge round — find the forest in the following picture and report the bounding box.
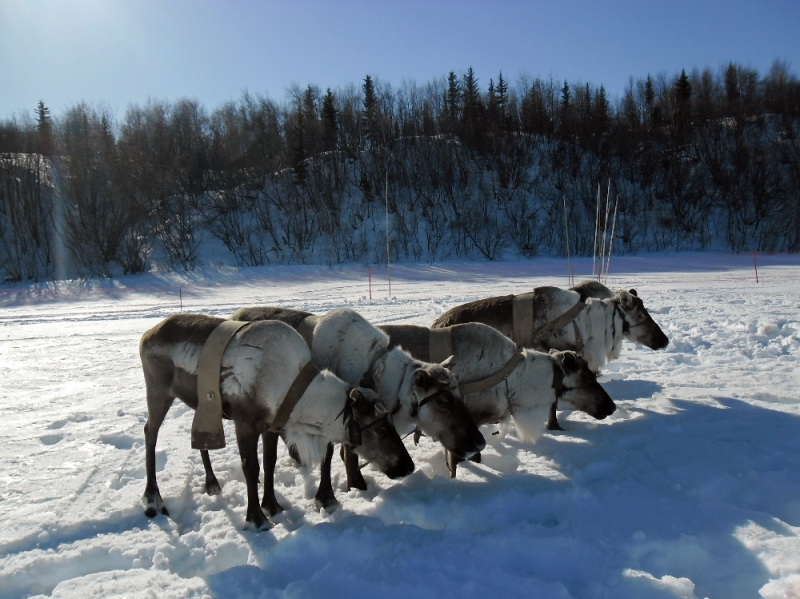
[1,61,799,281]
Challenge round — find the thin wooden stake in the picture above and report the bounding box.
[753,251,759,283]
[598,179,611,281]
[385,172,392,299]
[593,182,601,278]
[563,195,572,286]
[604,195,619,283]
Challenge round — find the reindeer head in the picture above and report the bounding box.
[614,289,669,350]
[409,358,486,459]
[343,388,414,479]
[551,350,616,420]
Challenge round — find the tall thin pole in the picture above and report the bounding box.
[563,195,572,286]
[385,172,392,298]
[604,195,619,283]
[753,251,759,283]
[593,182,601,278]
[598,179,611,281]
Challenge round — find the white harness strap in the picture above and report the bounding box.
[193,320,251,450]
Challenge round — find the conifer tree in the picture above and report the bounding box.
[496,72,509,130]
[362,74,379,148]
[35,100,54,155]
[320,88,338,153]
[725,63,740,107]
[673,69,693,130]
[446,71,460,132]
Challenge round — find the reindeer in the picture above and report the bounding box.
[228,306,486,491]
[378,322,615,477]
[431,285,667,430]
[139,314,413,530]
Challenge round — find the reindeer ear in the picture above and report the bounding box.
[629,289,638,297]
[440,355,455,369]
[561,351,579,372]
[618,291,634,308]
[413,369,435,390]
[349,388,370,414]
[373,400,388,418]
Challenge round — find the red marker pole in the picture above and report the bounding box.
[753,251,759,283]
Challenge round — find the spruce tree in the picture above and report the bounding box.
[496,72,509,130]
[35,100,54,155]
[725,63,740,107]
[320,88,338,153]
[446,71,460,132]
[362,74,379,148]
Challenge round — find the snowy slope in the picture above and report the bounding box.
[0,253,799,599]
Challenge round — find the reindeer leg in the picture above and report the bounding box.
[260,431,284,516]
[446,450,462,478]
[143,388,174,517]
[234,421,271,531]
[314,443,339,511]
[546,401,564,431]
[200,450,222,495]
[340,444,368,491]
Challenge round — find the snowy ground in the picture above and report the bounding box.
[1,253,799,599]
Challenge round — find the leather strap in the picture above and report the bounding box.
[193,320,251,450]
[531,299,586,345]
[460,350,525,395]
[513,292,586,348]
[269,360,320,432]
[512,292,534,346]
[360,344,391,390]
[428,328,453,364]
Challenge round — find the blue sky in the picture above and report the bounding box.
[1,0,799,119]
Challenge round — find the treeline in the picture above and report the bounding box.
[1,61,799,281]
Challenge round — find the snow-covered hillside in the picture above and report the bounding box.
[1,253,799,599]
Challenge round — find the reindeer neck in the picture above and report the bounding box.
[288,372,349,444]
[511,349,557,407]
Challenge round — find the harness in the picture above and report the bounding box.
[191,320,320,450]
[429,326,525,395]
[512,292,586,352]
[193,320,251,450]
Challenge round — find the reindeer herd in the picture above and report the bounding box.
[139,281,668,531]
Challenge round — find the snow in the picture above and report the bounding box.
[1,252,799,599]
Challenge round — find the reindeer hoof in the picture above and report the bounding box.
[547,420,565,431]
[347,478,368,492]
[468,452,482,463]
[315,495,339,513]
[144,505,169,518]
[205,478,222,496]
[143,494,168,518]
[261,500,285,517]
[244,514,273,531]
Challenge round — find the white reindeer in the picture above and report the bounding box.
[140,314,413,530]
